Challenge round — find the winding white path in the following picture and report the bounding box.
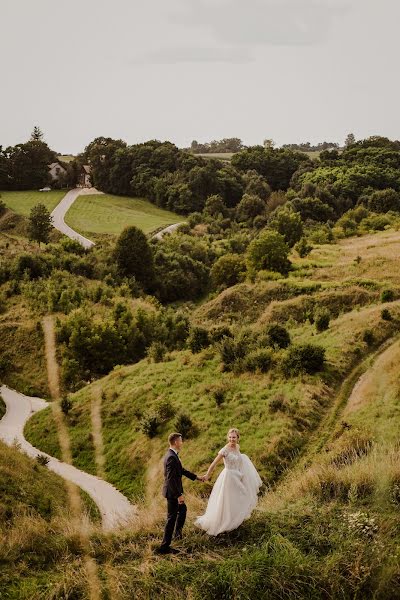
[0,385,136,531]
[51,188,97,249]
[51,188,185,248]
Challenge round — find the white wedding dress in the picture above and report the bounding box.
[195,445,262,535]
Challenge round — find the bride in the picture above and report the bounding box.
[195,428,262,535]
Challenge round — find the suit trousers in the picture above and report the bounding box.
[161,498,187,548]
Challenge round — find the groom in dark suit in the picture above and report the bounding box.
[156,432,203,555]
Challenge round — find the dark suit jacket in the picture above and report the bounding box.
[162,448,197,499]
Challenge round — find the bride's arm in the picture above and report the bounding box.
[204,453,223,480]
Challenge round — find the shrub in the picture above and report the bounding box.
[282,343,325,376]
[36,454,50,466]
[294,237,313,258]
[0,354,13,376]
[315,308,331,332]
[210,254,246,289]
[209,325,233,344]
[140,414,160,438]
[381,308,392,321]
[155,398,175,421]
[381,288,395,302]
[217,330,256,372]
[243,348,274,373]
[174,413,198,439]
[268,206,304,248]
[362,329,374,346]
[211,384,229,407]
[263,324,290,348]
[188,327,210,353]
[61,397,72,415]
[269,393,289,413]
[246,230,291,275]
[0,199,6,217]
[147,341,167,363]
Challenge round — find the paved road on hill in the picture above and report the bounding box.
[51,188,185,248]
[0,385,136,531]
[51,188,97,249]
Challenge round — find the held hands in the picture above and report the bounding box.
[197,474,210,482]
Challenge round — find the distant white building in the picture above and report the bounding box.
[48,162,67,182]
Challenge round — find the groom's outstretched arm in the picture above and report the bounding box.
[181,466,198,481]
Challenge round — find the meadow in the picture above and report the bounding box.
[0,190,66,216]
[64,193,181,237]
[2,213,400,597]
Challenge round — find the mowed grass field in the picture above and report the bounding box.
[64,193,181,237]
[0,190,66,216]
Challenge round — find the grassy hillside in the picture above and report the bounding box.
[0,190,66,216]
[64,193,181,238]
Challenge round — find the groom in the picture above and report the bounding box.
[156,432,203,555]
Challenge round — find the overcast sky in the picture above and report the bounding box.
[1,0,399,153]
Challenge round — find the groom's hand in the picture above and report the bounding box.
[178,495,185,504]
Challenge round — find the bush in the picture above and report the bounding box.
[174,413,198,439]
[381,288,395,302]
[147,341,167,363]
[246,230,291,275]
[140,414,160,438]
[36,454,50,466]
[282,343,325,376]
[217,330,256,372]
[243,348,274,373]
[268,206,304,248]
[0,354,13,377]
[61,397,72,415]
[381,308,392,321]
[362,329,374,346]
[209,325,233,344]
[155,398,175,422]
[188,326,210,353]
[315,309,331,332]
[263,324,290,349]
[294,237,313,258]
[210,254,246,289]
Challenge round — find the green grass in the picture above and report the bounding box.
[25,302,400,503]
[57,154,75,163]
[0,190,66,216]
[64,193,181,237]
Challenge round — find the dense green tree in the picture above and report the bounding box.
[236,193,267,223]
[5,141,56,190]
[28,204,53,246]
[204,194,227,217]
[231,146,311,190]
[290,196,334,222]
[246,230,291,275]
[114,226,155,290]
[243,169,271,200]
[268,206,303,247]
[367,188,400,213]
[210,254,246,289]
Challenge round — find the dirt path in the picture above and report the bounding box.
[51,188,98,248]
[0,385,136,530]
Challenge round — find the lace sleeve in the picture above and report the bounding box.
[218,447,228,457]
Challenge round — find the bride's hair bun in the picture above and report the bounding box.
[227,427,240,440]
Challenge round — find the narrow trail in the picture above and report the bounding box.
[0,318,136,531]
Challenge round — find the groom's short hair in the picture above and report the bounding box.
[168,432,182,445]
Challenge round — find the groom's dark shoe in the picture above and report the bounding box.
[155,545,180,555]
